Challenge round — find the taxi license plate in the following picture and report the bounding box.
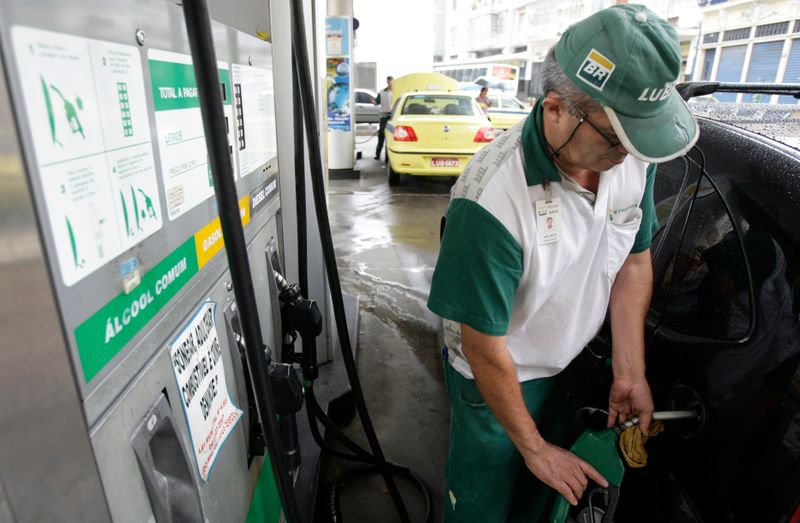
[431,158,459,168]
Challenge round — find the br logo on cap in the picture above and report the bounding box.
[577,49,615,91]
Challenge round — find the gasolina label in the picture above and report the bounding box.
[193,196,250,269]
[169,301,242,481]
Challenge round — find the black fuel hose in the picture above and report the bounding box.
[292,48,308,300]
[181,2,301,522]
[289,0,431,521]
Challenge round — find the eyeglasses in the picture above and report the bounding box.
[571,106,623,150]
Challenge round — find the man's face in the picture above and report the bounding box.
[387,78,393,89]
[545,96,628,173]
[565,108,627,172]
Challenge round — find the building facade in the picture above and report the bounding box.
[695,0,800,103]
[439,0,701,99]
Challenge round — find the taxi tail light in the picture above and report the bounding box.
[474,127,495,143]
[393,126,418,142]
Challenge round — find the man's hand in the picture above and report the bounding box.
[606,376,654,435]
[608,250,655,434]
[460,324,608,506]
[523,441,608,506]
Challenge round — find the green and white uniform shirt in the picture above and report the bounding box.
[427,99,658,382]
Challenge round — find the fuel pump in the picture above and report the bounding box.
[0,0,304,519]
[0,0,429,519]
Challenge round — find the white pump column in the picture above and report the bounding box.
[325,0,356,174]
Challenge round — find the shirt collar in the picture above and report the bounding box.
[521,98,562,186]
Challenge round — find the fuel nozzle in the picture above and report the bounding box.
[274,271,322,381]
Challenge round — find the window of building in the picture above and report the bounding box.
[779,39,800,104]
[515,8,525,33]
[715,45,747,102]
[700,48,716,81]
[743,41,783,102]
[794,20,800,33]
[723,27,752,42]
[474,49,502,58]
[491,13,505,35]
[703,32,720,44]
[755,21,789,38]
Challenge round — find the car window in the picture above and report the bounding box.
[500,96,522,109]
[355,91,375,104]
[401,95,479,116]
[650,157,700,315]
[658,174,752,340]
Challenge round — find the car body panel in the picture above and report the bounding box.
[391,72,458,101]
[385,91,493,178]
[566,115,800,522]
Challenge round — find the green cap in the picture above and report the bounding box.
[555,4,698,162]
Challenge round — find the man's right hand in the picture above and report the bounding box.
[460,324,609,506]
[523,441,608,506]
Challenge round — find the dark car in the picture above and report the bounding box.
[560,83,800,523]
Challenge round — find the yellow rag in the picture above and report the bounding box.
[618,421,664,468]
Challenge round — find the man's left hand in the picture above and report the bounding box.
[607,376,654,435]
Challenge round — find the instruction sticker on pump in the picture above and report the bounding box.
[10,26,163,286]
[148,49,238,220]
[169,301,242,481]
[231,62,278,176]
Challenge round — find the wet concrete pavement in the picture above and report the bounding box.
[325,128,455,522]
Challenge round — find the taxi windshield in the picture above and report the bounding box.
[401,95,480,116]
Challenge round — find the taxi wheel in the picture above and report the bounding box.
[387,162,400,186]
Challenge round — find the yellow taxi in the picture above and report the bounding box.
[385,73,495,186]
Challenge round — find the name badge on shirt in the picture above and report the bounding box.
[535,198,561,244]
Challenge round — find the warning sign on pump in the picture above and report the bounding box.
[10,26,163,286]
[169,301,242,481]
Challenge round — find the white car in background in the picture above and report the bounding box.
[355,88,380,124]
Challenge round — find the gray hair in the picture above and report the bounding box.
[540,47,601,116]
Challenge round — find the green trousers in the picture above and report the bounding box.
[375,114,390,158]
[443,357,564,523]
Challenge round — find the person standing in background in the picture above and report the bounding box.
[475,86,492,111]
[375,75,393,161]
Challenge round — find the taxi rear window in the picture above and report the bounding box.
[401,95,479,116]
